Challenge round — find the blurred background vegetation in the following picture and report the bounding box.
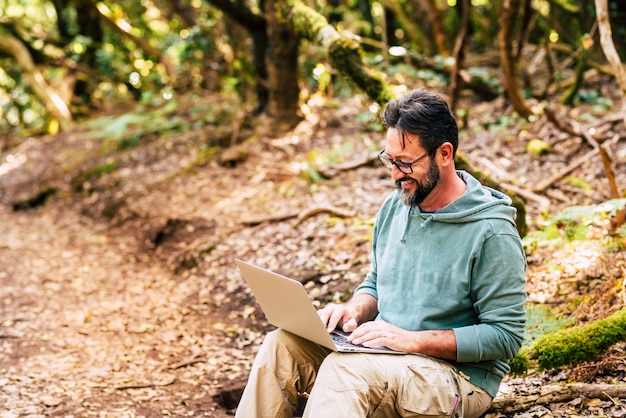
[1,0,625,147]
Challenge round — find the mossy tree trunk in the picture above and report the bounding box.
[212,0,395,133]
[285,0,395,107]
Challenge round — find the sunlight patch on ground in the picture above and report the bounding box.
[0,152,26,177]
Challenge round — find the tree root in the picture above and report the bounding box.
[241,204,355,227]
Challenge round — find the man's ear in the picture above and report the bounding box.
[439,142,455,164]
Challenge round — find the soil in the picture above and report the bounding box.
[0,91,625,417]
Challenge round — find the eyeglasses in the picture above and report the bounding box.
[377,149,429,174]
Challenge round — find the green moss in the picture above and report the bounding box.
[509,347,532,375]
[328,38,393,106]
[289,1,328,40]
[193,147,220,167]
[102,198,124,219]
[285,0,394,106]
[530,308,626,370]
[71,160,118,192]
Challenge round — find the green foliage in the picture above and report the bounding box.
[83,100,183,150]
[508,304,574,375]
[523,304,574,346]
[192,147,220,167]
[467,67,502,91]
[530,308,626,370]
[575,89,613,111]
[300,164,324,184]
[564,175,592,191]
[523,199,626,250]
[355,111,383,132]
[71,160,118,193]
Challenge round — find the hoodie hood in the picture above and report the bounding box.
[426,171,516,224]
[399,170,518,242]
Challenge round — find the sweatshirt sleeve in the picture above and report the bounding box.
[454,231,527,362]
[353,195,396,300]
[354,234,379,299]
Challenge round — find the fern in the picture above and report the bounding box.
[523,198,626,250]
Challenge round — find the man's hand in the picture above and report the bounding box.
[347,320,413,352]
[317,293,379,333]
[349,321,458,360]
[318,303,358,333]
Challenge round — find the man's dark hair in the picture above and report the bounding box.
[381,89,459,157]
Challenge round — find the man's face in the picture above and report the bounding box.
[384,128,440,207]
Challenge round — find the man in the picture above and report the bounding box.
[236,88,527,417]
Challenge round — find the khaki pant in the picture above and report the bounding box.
[235,329,493,418]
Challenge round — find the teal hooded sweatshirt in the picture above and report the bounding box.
[354,170,527,398]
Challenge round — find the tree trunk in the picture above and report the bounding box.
[595,0,626,125]
[398,0,447,56]
[449,0,470,110]
[264,0,302,133]
[594,0,626,229]
[0,30,74,132]
[498,0,533,118]
[421,0,448,56]
[165,0,198,27]
[206,0,269,113]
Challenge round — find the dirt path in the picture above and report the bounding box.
[0,199,251,416]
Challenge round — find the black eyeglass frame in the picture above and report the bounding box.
[377,149,429,174]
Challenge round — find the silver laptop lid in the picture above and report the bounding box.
[235,259,338,351]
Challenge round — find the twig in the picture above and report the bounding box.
[500,182,551,211]
[530,147,599,193]
[541,106,623,212]
[603,390,620,406]
[316,153,379,178]
[241,205,355,227]
[241,211,300,226]
[528,130,619,193]
[544,106,578,137]
[230,110,246,147]
[115,376,176,390]
[168,356,207,370]
[291,205,356,227]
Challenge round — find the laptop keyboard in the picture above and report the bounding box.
[331,331,360,348]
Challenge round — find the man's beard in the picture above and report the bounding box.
[396,158,440,207]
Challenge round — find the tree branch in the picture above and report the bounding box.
[0,29,74,131]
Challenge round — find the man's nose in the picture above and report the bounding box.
[390,164,406,180]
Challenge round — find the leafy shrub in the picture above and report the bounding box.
[523,198,626,250]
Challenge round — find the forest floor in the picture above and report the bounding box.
[1,90,625,417]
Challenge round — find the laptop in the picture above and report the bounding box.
[235,259,404,354]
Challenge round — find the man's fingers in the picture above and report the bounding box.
[326,309,345,332]
[342,318,357,332]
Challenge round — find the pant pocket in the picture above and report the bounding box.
[398,363,458,418]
